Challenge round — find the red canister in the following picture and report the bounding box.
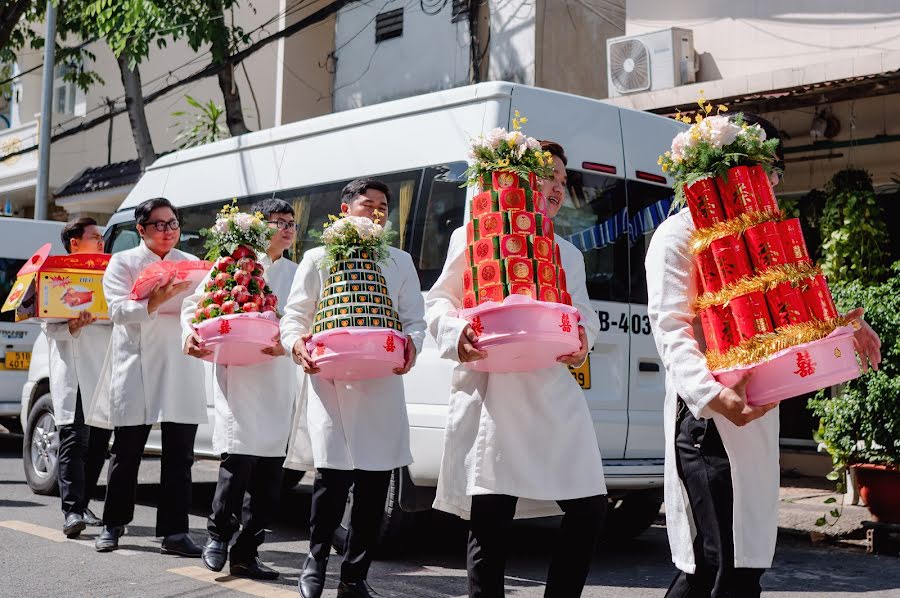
[711,235,754,285]
[695,249,723,293]
[801,275,838,320]
[729,291,775,341]
[700,305,738,353]
[765,281,810,328]
[743,221,786,272]
[684,178,726,228]
[716,166,760,218]
[779,218,812,265]
[748,165,779,212]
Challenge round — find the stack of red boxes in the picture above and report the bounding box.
[688,164,838,359]
[462,170,570,309]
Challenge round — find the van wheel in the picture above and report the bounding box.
[602,490,663,541]
[332,469,417,556]
[23,393,59,496]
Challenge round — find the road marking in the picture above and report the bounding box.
[168,566,295,597]
[0,520,140,555]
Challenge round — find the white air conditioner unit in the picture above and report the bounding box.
[607,28,698,97]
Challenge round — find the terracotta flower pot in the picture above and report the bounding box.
[852,463,900,523]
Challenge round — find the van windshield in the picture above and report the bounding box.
[0,258,27,322]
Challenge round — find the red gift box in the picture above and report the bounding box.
[463,267,476,292]
[538,285,560,303]
[533,192,548,216]
[558,267,568,292]
[801,275,838,320]
[748,165,779,212]
[471,237,499,265]
[499,188,526,211]
[499,234,530,259]
[765,281,810,328]
[478,213,503,238]
[507,282,536,299]
[466,221,477,244]
[472,191,497,218]
[711,235,754,284]
[463,292,477,309]
[716,166,760,218]
[554,243,561,264]
[476,260,504,287]
[743,221,786,271]
[539,215,555,239]
[504,257,535,284]
[779,219,812,265]
[532,236,554,262]
[730,291,775,341]
[559,290,572,305]
[696,248,723,293]
[684,178,726,228]
[700,305,738,353]
[478,284,505,304]
[506,210,536,235]
[536,262,558,287]
[492,171,519,190]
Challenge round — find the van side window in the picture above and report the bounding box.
[104,224,140,254]
[557,171,629,303]
[407,163,468,290]
[0,258,27,323]
[626,181,674,305]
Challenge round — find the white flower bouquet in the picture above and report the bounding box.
[318,212,394,266]
[463,111,554,188]
[200,201,275,260]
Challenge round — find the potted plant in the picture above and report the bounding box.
[809,262,900,523]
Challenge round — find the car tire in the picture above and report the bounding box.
[602,490,663,541]
[23,392,60,496]
[332,469,417,556]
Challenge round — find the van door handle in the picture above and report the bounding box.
[638,361,660,372]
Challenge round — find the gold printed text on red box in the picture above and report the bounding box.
[463,268,476,291]
[508,282,536,298]
[471,191,497,218]
[478,284,504,303]
[492,171,518,190]
[504,258,534,284]
[538,262,558,286]
[499,188,526,211]
[539,216,554,239]
[539,285,559,303]
[506,211,536,235]
[478,213,503,238]
[463,291,477,309]
[499,234,529,259]
[533,236,554,262]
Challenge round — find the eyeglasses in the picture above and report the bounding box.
[268,220,298,231]
[145,219,180,232]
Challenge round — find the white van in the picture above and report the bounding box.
[24,83,685,541]
[0,217,65,432]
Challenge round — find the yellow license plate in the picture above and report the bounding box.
[569,356,591,389]
[5,351,31,370]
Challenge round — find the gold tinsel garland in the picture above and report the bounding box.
[694,262,822,311]
[689,209,783,254]
[706,315,853,371]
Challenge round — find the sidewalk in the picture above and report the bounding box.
[778,474,871,548]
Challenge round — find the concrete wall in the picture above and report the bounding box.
[277,0,336,125]
[625,1,900,82]
[332,0,471,112]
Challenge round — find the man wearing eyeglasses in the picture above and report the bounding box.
[181,198,299,579]
[88,197,208,556]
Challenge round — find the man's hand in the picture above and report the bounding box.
[68,311,96,335]
[557,326,589,367]
[845,307,882,373]
[262,333,287,357]
[707,371,776,427]
[292,333,321,374]
[393,335,417,375]
[147,276,192,314]
[183,332,212,359]
[457,324,487,363]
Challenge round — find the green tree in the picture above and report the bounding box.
[171,94,227,149]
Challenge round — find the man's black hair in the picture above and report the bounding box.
[61,217,98,254]
[250,198,294,219]
[134,197,179,227]
[741,113,785,172]
[340,179,391,205]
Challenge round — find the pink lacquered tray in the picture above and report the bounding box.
[307,327,406,380]
[194,311,280,366]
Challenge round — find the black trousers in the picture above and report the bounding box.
[57,390,112,517]
[467,493,607,598]
[207,453,284,561]
[101,422,197,537]
[665,401,765,598]
[307,468,392,583]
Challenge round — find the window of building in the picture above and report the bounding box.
[53,64,86,117]
[375,8,404,43]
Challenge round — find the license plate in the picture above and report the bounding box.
[5,351,31,370]
[569,356,591,389]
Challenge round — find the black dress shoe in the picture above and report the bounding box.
[298,555,328,598]
[202,538,228,572]
[230,556,279,580]
[160,533,203,557]
[95,525,124,552]
[63,512,86,538]
[83,508,102,527]
[337,580,381,598]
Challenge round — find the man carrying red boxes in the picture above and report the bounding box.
[650,114,881,598]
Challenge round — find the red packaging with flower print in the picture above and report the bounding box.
[765,282,810,328]
[478,212,503,239]
[801,275,838,321]
[743,221,786,271]
[748,165,779,212]
[710,235,754,284]
[684,178,726,228]
[715,166,760,218]
[729,291,775,341]
[471,191,497,218]
[538,285,560,303]
[499,188,526,211]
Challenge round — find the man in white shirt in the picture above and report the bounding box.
[282,179,426,598]
[46,218,112,537]
[182,199,298,580]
